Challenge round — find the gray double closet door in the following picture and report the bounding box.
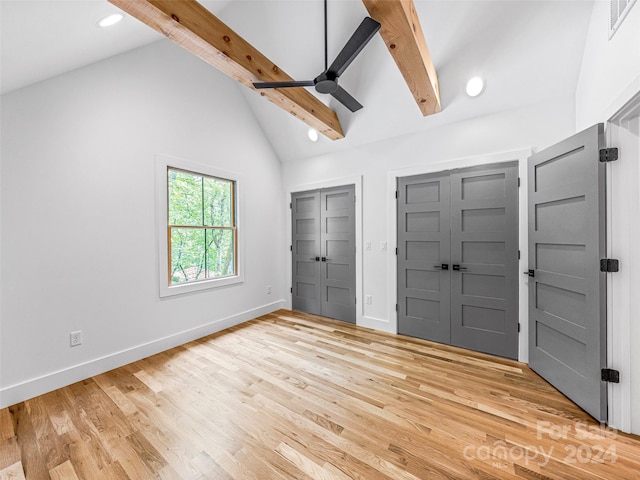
[397,162,519,359]
[291,185,356,323]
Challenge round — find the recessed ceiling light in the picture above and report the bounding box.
[97,13,123,28]
[466,76,485,97]
[308,128,319,142]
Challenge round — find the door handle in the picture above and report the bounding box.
[433,264,449,270]
[452,265,467,271]
[310,257,320,262]
[523,269,535,277]
[321,257,332,262]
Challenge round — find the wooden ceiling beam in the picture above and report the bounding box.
[362,0,441,116]
[108,0,344,140]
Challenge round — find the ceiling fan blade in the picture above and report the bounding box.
[327,17,381,78]
[252,80,315,89]
[330,85,363,112]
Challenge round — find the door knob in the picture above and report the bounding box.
[433,264,449,270]
[452,264,467,271]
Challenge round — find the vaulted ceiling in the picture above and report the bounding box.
[1,0,595,163]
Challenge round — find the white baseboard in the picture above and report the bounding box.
[358,315,396,334]
[0,300,285,408]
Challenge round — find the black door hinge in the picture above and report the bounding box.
[289,202,292,209]
[601,368,620,383]
[395,191,398,199]
[518,250,521,260]
[518,323,521,333]
[599,148,619,162]
[290,245,293,251]
[395,304,398,312]
[290,287,293,293]
[395,247,398,255]
[518,177,521,187]
[600,259,619,272]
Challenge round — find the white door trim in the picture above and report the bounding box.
[606,89,640,434]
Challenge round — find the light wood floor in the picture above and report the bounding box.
[1,310,639,480]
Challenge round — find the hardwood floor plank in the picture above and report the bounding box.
[276,441,345,480]
[0,461,26,480]
[191,450,233,480]
[100,460,131,480]
[48,459,79,480]
[0,437,21,473]
[3,309,639,479]
[9,403,49,480]
[0,409,15,443]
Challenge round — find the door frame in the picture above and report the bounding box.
[605,89,640,433]
[286,175,363,325]
[387,149,531,361]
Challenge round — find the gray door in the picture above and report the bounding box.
[528,124,607,422]
[397,172,451,343]
[320,186,356,323]
[292,185,356,323]
[397,163,519,359]
[292,190,322,316]
[450,163,520,359]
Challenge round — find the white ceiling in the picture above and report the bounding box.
[1,0,595,162]
[0,0,235,94]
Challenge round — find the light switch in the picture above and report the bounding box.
[380,241,387,251]
[365,241,372,251]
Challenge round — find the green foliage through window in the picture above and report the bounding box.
[167,168,236,285]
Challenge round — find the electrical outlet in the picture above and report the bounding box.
[365,295,372,304]
[70,330,82,347]
[267,285,272,294]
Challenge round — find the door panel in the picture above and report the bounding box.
[450,163,519,359]
[321,186,356,323]
[528,124,607,422]
[397,172,451,343]
[292,190,321,315]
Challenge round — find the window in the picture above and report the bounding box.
[168,168,236,284]
[157,155,242,297]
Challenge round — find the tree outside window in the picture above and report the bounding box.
[167,168,236,285]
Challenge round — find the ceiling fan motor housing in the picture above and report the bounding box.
[314,72,339,94]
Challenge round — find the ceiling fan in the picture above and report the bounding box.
[252,2,381,112]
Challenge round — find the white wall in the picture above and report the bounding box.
[0,40,286,408]
[575,1,640,434]
[282,95,577,361]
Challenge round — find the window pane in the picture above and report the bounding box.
[206,229,235,277]
[170,228,206,284]
[168,169,203,226]
[203,177,233,227]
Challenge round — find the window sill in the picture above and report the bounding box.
[159,274,243,298]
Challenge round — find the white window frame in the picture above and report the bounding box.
[156,154,244,297]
